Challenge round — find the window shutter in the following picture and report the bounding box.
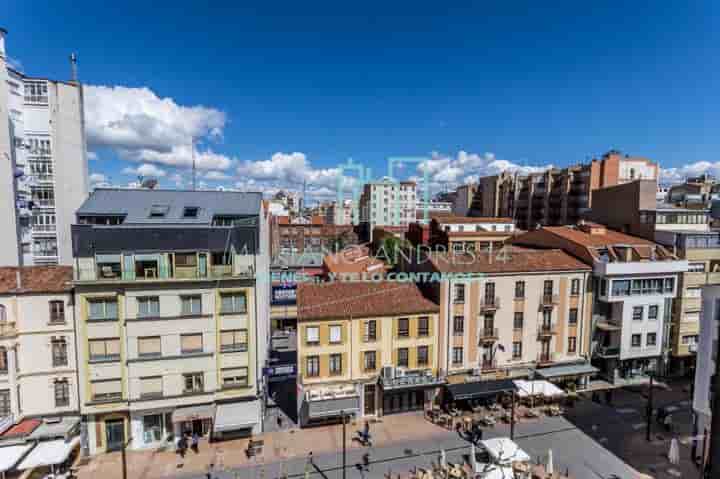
[410,317,418,338]
[428,316,433,337]
[140,377,162,396]
[320,354,329,377]
[409,347,417,369]
[299,355,306,378]
[138,337,160,355]
[393,318,398,339]
[427,345,434,369]
[392,348,397,367]
[319,324,329,346]
[341,352,347,375]
[376,319,382,341]
[181,334,203,352]
[106,339,120,356]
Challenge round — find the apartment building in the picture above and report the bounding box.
[469,151,658,230]
[0,266,78,425]
[270,215,357,258]
[429,216,516,253]
[296,282,441,426]
[71,188,269,454]
[692,284,719,469]
[514,223,688,384]
[668,174,719,207]
[324,200,355,226]
[405,248,596,390]
[359,178,416,239]
[0,28,88,266]
[452,184,478,216]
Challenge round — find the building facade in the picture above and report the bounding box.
[0,28,88,267]
[324,200,355,226]
[270,215,357,258]
[0,266,78,424]
[71,189,268,454]
[296,282,441,426]
[359,179,416,238]
[452,184,478,216]
[514,223,688,384]
[429,216,516,253]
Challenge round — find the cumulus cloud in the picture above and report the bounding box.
[84,85,233,170]
[87,151,98,161]
[236,152,350,190]
[660,161,720,183]
[89,172,106,183]
[202,170,232,181]
[122,163,167,178]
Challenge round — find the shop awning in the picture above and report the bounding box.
[214,400,260,433]
[307,396,360,418]
[28,416,81,441]
[536,363,599,380]
[17,437,80,470]
[480,437,531,465]
[0,443,34,473]
[513,380,565,398]
[172,404,216,423]
[596,321,621,331]
[445,379,517,401]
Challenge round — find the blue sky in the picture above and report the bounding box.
[5,1,720,198]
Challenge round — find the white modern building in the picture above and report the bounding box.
[692,284,719,467]
[71,189,269,454]
[0,266,79,424]
[0,28,89,266]
[359,178,416,234]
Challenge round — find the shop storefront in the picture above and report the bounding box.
[379,372,445,416]
[300,387,360,427]
[535,362,599,391]
[213,399,262,440]
[171,404,215,437]
[444,378,517,407]
[130,410,173,450]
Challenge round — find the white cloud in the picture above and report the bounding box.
[660,161,720,183]
[202,170,232,181]
[87,151,98,161]
[89,172,106,183]
[122,163,167,178]
[84,85,233,170]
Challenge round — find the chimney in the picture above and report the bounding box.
[0,27,7,61]
[15,270,21,290]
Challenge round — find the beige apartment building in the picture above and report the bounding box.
[72,188,269,454]
[296,282,441,426]
[0,266,78,425]
[404,248,596,390]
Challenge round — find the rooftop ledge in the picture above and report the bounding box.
[594,259,689,277]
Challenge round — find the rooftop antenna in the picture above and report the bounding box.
[191,137,196,191]
[69,53,78,83]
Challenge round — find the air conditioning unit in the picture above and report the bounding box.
[381,366,395,381]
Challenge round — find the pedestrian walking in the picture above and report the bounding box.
[664,413,673,433]
[277,414,283,430]
[362,452,370,471]
[191,432,199,453]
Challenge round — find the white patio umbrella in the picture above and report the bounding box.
[470,443,478,472]
[668,438,680,465]
[546,449,554,476]
[440,449,447,469]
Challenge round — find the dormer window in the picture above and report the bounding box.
[183,207,199,218]
[149,205,169,218]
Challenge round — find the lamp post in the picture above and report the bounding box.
[646,373,653,442]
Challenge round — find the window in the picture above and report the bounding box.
[515,281,525,299]
[568,308,578,325]
[648,305,659,320]
[688,262,705,273]
[398,318,410,337]
[181,334,203,354]
[140,377,163,399]
[183,373,204,393]
[329,325,342,344]
[417,345,429,366]
[397,348,409,367]
[418,317,429,336]
[222,368,248,389]
[88,298,118,321]
[89,338,120,362]
[0,390,9,416]
[568,337,577,353]
[612,280,630,297]
[664,278,675,293]
[543,280,553,296]
[364,351,377,371]
[183,207,199,218]
[632,306,643,321]
[54,379,70,407]
[138,337,162,358]
[220,293,246,314]
[686,287,702,298]
[52,338,68,366]
[91,379,122,402]
[329,354,343,375]
[137,297,160,318]
[513,312,524,330]
[452,347,463,365]
[364,320,377,342]
[149,205,169,218]
[306,356,320,377]
[512,341,522,359]
[454,284,465,303]
[646,333,657,346]
[571,279,580,295]
[631,334,642,348]
[180,295,202,316]
[682,335,699,345]
[453,316,464,335]
[0,304,5,323]
[306,326,320,345]
[49,300,65,323]
[221,330,248,352]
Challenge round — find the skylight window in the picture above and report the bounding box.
[183,207,199,218]
[149,205,169,218]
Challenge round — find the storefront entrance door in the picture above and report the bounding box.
[105,419,125,452]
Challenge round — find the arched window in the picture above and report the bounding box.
[0,304,6,323]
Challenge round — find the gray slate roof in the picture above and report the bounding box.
[77,188,262,224]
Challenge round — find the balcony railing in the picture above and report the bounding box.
[536,353,553,364]
[75,262,254,282]
[537,323,557,337]
[595,345,620,357]
[539,294,559,307]
[481,359,498,370]
[479,296,500,311]
[478,327,499,342]
[0,322,16,338]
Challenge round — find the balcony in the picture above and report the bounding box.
[539,294,559,308]
[0,321,18,338]
[480,359,498,371]
[478,327,499,342]
[595,345,620,358]
[537,323,557,338]
[536,353,553,365]
[479,296,500,312]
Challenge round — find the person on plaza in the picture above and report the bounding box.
[178,434,188,458]
[362,452,370,471]
[363,420,370,441]
[277,414,283,430]
[191,432,200,453]
[664,413,673,433]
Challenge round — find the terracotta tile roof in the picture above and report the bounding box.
[277,216,290,225]
[0,266,73,295]
[298,281,439,321]
[541,225,655,248]
[428,247,590,274]
[311,215,325,225]
[435,216,514,224]
[446,231,515,238]
[323,246,387,276]
[1,418,42,438]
